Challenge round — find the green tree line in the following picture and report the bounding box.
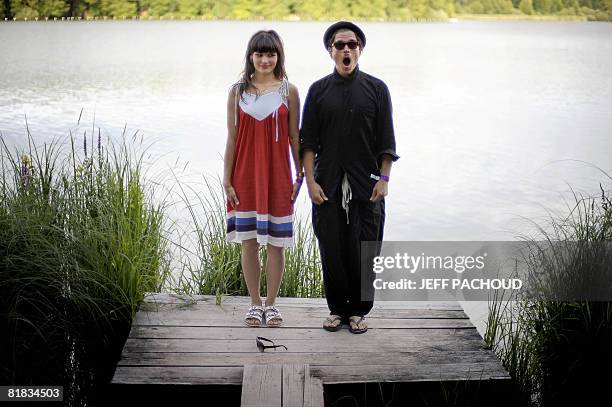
[2,0,611,21]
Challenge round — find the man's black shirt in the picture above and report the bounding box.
[300,65,399,200]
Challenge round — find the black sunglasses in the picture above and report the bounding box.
[256,336,287,352]
[332,40,360,51]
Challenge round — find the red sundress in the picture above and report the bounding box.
[226,79,294,247]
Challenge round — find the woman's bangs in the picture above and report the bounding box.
[251,34,280,55]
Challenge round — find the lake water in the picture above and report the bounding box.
[1,20,612,334]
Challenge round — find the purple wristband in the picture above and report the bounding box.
[380,175,390,182]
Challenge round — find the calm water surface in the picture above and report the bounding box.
[2,20,612,333]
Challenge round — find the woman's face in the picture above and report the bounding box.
[251,51,278,75]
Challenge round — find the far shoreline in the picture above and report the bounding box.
[0,14,599,23]
[454,13,588,21]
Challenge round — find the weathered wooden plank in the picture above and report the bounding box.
[241,364,282,407]
[289,365,325,407]
[129,327,483,344]
[142,293,462,310]
[111,294,511,393]
[311,363,511,384]
[139,303,468,318]
[132,317,474,329]
[117,350,504,368]
[282,364,306,407]
[111,362,510,386]
[132,315,473,329]
[304,372,324,407]
[111,366,243,385]
[121,334,486,354]
[127,325,477,340]
[135,306,468,320]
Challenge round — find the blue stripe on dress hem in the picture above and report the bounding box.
[234,217,256,225]
[232,224,292,237]
[228,217,292,230]
[256,220,292,231]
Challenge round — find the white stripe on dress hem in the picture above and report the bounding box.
[227,230,294,248]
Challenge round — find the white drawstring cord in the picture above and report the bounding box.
[341,173,352,224]
[273,108,279,142]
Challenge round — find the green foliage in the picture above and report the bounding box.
[256,0,290,20]
[40,0,69,16]
[485,183,612,406]
[351,0,388,19]
[468,0,485,12]
[534,0,552,12]
[224,0,291,20]
[208,0,232,18]
[296,0,327,19]
[407,0,428,17]
[386,1,415,20]
[463,0,517,12]
[141,0,203,17]
[100,0,136,16]
[519,0,534,13]
[229,0,255,19]
[170,175,324,299]
[77,0,103,17]
[9,0,65,19]
[175,0,202,17]
[1,0,611,19]
[550,0,564,11]
[142,0,173,16]
[0,123,170,395]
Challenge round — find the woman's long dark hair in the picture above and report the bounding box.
[234,30,287,101]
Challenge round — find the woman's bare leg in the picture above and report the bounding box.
[264,244,284,306]
[242,239,262,306]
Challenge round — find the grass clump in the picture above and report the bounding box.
[485,180,612,406]
[170,175,323,301]
[0,120,170,405]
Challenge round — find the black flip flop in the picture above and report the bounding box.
[348,316,367,334]
[323,315,343,332]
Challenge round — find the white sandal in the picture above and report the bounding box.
[245,304,264,327]
[264,305,283,327]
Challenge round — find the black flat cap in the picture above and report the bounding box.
[323,21,366,49]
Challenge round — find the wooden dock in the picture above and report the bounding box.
[110,293,513,406]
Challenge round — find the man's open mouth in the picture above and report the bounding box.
[342,57,351,67]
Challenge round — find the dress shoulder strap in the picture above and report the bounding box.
[233,81,244,128]
[279,78,289,104]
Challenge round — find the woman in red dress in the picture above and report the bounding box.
[223,30,302,327]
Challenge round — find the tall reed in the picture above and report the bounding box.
[170,175,324,301]
[484,181,612,406]
[0,121,170,406]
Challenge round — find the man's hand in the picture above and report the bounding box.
[369,180,388,202]
[307,181,328,205]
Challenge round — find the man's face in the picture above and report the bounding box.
[329,30,361,77]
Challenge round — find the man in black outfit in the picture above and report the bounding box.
[300,21,399,334]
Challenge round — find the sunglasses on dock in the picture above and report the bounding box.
[256,336,287,352]
[332,40,360,50]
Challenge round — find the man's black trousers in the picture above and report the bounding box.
[312,197,385,319]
